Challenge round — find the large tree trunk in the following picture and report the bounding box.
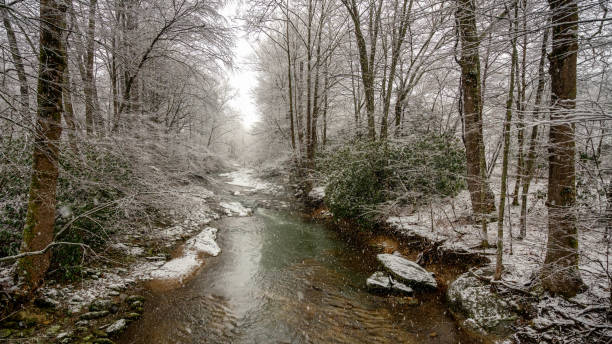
[541,0,585,297]
[1,0,30,120]
[18,0,67,292]
[456,0,496,221]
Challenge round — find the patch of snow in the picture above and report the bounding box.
[219,168,280,193]
[220,201,252,217]
[149,227,221,282]
[308,186,326,201]
[111,243,144,256]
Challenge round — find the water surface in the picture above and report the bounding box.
[118,208,470,343]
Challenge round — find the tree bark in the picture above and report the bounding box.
[18,0,67,292]
[541,0,585,297]
[456,0,496,221]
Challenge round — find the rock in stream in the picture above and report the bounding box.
[376,253,437,289]
[366,271,414,295]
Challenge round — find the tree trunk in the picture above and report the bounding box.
[61,50,79,153]
[456,0,496,222]
[519,26,549,239]
[495,2,519,280]
[285,3,295,151]
[380,0,411,140]
[341,0,380,140]
[511,0,528,205]
[1,0,30,120]
[18,0,67,292]
[541,0,585,297]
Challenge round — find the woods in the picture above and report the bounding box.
[248,0,610,301]
[0,0,610,342]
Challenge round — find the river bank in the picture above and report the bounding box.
[306,183,611,344]
[0,166,285,343]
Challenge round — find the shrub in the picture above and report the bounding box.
[319,134,466,227]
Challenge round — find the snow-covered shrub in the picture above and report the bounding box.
[319,134,465,226]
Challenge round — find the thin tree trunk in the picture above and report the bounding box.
[541,0,585,297]
[519,26,549,239]
[511,0,528,205]
[61,52,78,153]
[285,2,295,151]
[1,0,30,120]
[381,0,411,140]
[18,0,67,292]
[495,3,519,280]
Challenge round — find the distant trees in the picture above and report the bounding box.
[250,0,611,297]
[0,0,233,292]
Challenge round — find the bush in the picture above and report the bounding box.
[319,134,466,227]
[0,137,140,280]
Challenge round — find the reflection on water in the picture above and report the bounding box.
[119,208,470,344]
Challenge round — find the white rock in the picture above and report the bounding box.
[376,254,437,289]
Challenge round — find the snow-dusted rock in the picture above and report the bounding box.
[186,227,221,256]
[447,272,517,337]
[376,254,437,289]
[150,227,220,282]
[220,201,252,217]
[308,186,326,202]
[105,318,127,335]
[366,271,414,295]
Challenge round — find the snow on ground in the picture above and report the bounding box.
[220,201,252,216]
[219,168,280,193]
[386,178,611,341]
[308,186,326,202]
[150,226,221,283]
[32,186,220,314]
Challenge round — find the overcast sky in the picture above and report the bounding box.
[222,3,259,129]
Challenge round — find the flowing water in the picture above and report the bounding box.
[118,207,472,344]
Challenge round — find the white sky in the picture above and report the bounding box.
[222,3,260,129]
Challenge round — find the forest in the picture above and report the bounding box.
[0,0,610,343]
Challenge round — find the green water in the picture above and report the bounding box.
[118,208,470,344]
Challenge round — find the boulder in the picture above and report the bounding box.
[89,299,114,312]
[447,272,517,338]
[376,254,437,289]
[366,271,414,295]
[34,296,59,309]
[79,311,109,320]
[105,319,127,336]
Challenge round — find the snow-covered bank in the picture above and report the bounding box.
[150,227,220,283]
[383,183,611,343]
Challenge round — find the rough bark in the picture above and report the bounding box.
[18,0,67,292]
[541,0,585,297]
[456,0,496,220]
